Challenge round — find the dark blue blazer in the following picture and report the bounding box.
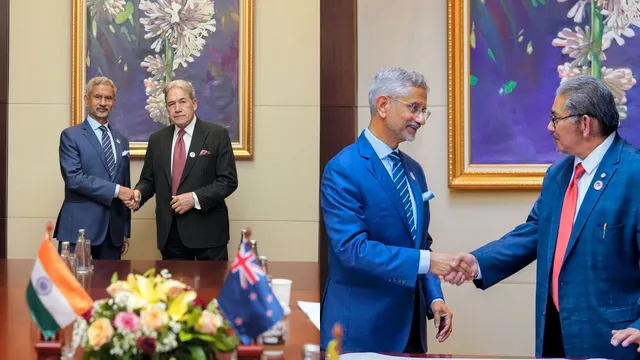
[320,132,444,353]
[473,134,640,359]
[54,120,131,247]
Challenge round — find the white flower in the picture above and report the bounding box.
[87,0,126,22]
[139,0,217,68]
[601,66,636,121]
[558,0,590,23]
[552,26,604,67]
[144,78,171,126]
[160,269,172,278]
[557,62,586,82]
[141,54,174,82]
[601,0,640,47]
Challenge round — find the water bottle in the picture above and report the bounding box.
[238,229,247,250]
[75,229,90,274]
[259,255,272,287]
[60,242,74,274]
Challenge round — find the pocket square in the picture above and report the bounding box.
[199,149,211,156]
[121,150,130,156]
[422,191,435,202]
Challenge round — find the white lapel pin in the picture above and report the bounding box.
[189,151,196,158]
[116,138,121,144]
[594,180,603,191]
[600,173,606,178]
[410,172,416,181]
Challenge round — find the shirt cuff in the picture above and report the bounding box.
[430,298,444,308]
[417,250,431,274]
[476,265,483,279]
[114,184,120,198]
[192,192,201,210]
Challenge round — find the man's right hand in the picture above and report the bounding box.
[441,253,479,285]
[123,189,141,210]
[430,252,474,280]
[118,186,134,202]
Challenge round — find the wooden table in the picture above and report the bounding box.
[0,259,320,359]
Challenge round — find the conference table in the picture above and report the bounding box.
[0,259,320,359]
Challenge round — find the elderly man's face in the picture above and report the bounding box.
[385,87,428,143]
[548,94,586,156]
[166,87,197,129]
[84,84,116,123]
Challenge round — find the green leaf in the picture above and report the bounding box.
[128,14,134,26]
[110,272,118,284]
[92,20,97,37]
[192,333,216,342]
[143,268,156,277]
[470,75,478,86]
[115,1,134,24]
[179,331,194,342]
[109,25,115,33]
[488,48,496,62]
[188,345,207,360]
[215,334,240,353]
[124,63,128,72]
[527,41,533,54]
[531,0,538,7]
[501,80,517,95]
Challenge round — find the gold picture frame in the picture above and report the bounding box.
[447,0,547,190]
[71,0,254,159]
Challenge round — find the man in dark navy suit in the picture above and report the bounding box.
[54,76,133,259]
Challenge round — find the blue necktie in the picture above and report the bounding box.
[388,152,416,242]
[99,126,115,178]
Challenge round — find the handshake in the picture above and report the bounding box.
[430,252,480,285]
[118,186,142,210]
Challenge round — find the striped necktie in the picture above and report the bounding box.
[387,152,416,242]
[99,126,115,178]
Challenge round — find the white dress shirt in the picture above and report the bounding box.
[171,116,201,210]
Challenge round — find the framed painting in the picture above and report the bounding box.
[448,0,640,189]
[71,0,254,159]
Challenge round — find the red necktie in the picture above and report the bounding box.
[172,129,186,196]
[551,163,585,311]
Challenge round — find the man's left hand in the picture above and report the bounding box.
[611,328,640,350]
[432,301,453,343]
[121,238,130,256]
[171,193,195,214]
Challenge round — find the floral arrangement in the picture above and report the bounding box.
[72,268,239,360]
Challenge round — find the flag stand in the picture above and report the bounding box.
[34,331,62,360]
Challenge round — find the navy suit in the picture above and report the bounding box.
[472,134,640,359]
[320,132,443,353]
[54,120,131,253]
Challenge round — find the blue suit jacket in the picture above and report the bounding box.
[472,134,640,359]
[320,133,444,353]
[54,120,131,247]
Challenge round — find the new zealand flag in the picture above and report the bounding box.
[217,240,285,344]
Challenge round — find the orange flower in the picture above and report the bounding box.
[87,318,114,350]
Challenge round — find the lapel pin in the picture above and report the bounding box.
[594,180,603,191]
[189,152,196,158]
[410,172,416,180]
[600,173,606,178]
[116,138,121,144]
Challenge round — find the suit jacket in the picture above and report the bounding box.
[320,132,444,353]
[135,118,238,250]
[54,120,131,247]
[472,134,640,359]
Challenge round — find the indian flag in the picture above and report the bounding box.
[26,232,93,339]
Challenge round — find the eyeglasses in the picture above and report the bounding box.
[549,113,584,128]
[390,97,431,120]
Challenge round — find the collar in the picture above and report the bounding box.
[174,115,197,138]
[364,127,398,160]
[573,131,616,175]
[87,115,109,131]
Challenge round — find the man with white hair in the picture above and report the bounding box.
[320,68,465,353]
[54,76,133,259]
[131,79,238,261]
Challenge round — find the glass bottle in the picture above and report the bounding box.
[75,229,90,274]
